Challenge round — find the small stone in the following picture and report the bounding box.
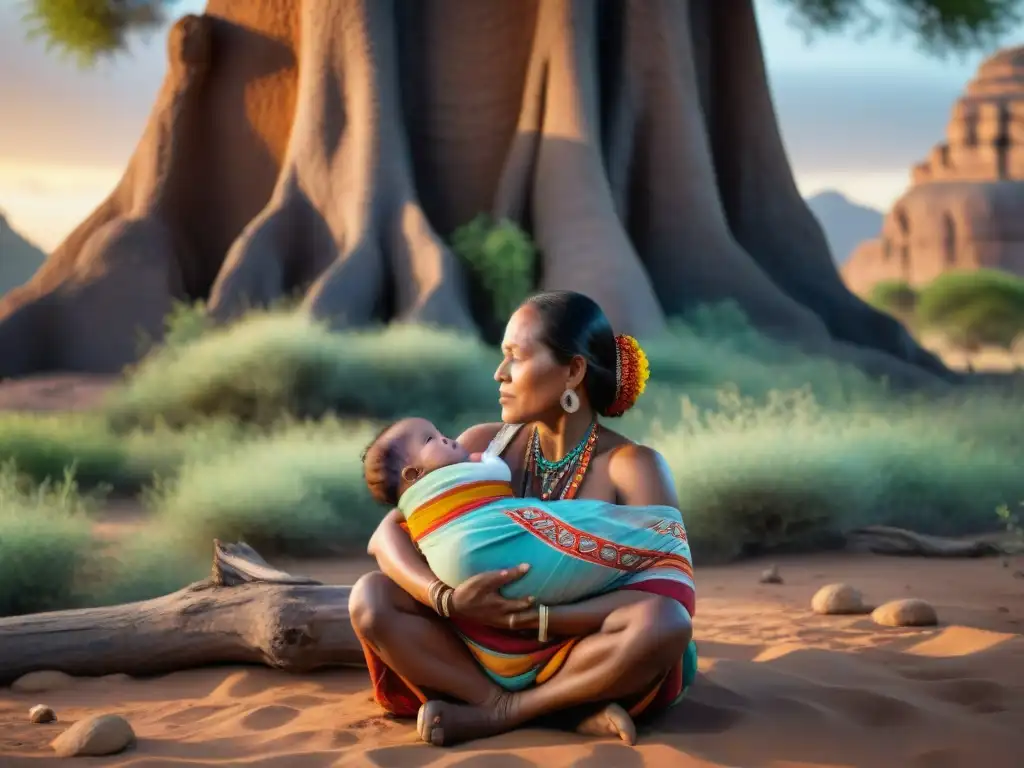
[51,714,136,758]
[11,671,75,693]
[759,565,783,584]
[30,704,56,723]
[872,598,938,628]
[811,583,870,615]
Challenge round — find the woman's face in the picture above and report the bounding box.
[494,305,571,424]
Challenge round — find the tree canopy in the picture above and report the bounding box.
[778,0,1024,54]
[20,0,1024,68]
[20,0,179,67]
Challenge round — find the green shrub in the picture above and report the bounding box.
[87,524,209,606]
[651,388,1024,561]
[869,280,918,318]
[148,419,384,557]
[451,215,537,338]
[105,312,502,431]
[915,270,1024,349]
[0,413,243,493]
[0,461,95,616]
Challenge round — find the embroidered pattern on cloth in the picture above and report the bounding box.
[650,519,689,542]
[504,506,694,579]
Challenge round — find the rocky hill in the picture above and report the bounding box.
[0,212,45,297]
[805,190,883,266]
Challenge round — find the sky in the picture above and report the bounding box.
[0,1,1020,252]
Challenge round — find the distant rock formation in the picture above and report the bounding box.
[805,191,883,265]
[0,212,45,298]
[844,44,1024,295]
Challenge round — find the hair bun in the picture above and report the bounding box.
[604,334,650,417]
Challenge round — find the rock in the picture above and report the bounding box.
[811,583,870,615]
[759,565,783,584]
[11,670,75,693]
[871,599,938,628]
[51,714,135,758]
[30,704,56,723]
[97,673,131,685]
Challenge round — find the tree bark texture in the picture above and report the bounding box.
[0,0,951,385]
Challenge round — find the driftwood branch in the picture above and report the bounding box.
[846,526,1024,558]
[0,541,365,686]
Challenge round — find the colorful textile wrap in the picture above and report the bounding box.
[357,456,697,718]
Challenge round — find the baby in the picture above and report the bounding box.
[361,417,695,612]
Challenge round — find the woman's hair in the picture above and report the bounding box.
[522,291,623,417]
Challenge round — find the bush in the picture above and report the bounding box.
[915,270,1024,349]
[869,280,918,319]
[105,312,502,432]
[148,419,384,557]
[0,461,95,616]
[0,413,244,493]
[451,215,537,338]
[87,525,209,606]
[651,388,1024,561]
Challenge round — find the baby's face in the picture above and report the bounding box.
[393,417,470,477]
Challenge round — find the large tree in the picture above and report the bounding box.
[2,0,1020,382]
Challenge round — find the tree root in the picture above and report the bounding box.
[208,0,474,332]
[707,0,952,380]
[0,16,216,376]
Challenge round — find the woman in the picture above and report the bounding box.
[349,290,695,746]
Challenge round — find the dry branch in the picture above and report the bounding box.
[0,541,365,686]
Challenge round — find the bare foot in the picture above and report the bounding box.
[416,698,513,747]
[574,703,637,745]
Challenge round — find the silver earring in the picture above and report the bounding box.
[560,388,580,414]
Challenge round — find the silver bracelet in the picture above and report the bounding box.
[538,604,550,643]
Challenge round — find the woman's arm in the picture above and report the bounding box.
[368,509,535,623]
[366,421,535,622]
[367,509,439,607]
[509,444,681,636]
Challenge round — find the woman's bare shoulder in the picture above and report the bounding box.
[605,438,677,507]
[456,422,505,452]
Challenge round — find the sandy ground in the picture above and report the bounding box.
[1,553,1022,767]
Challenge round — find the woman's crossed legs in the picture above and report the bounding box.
[349,571,692,746]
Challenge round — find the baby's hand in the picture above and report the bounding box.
[468,452,484,462]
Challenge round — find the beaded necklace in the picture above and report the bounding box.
[522,421,599,501]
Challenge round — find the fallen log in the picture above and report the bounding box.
[0,541,366,686]
[846,526,1024,558]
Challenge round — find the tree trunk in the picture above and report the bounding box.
[0,0,952,386]
[0,542,365,685]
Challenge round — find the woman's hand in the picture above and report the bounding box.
[450,564,535,628]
